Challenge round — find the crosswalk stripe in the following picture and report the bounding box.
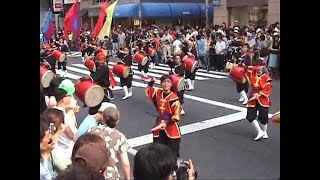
[147,63,227,79]
[64,70,154,89]
[157,63,230,76]
[72,63,208,80]
[66,66,90,75]
[108,62,208,80]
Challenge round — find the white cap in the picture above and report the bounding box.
[234,27,239,30]
[274,27,279,32]
[98,102,117,112]
[234,30,239,33]
[273,32,279,36]
[256,28,261,33]
[247,32,253,37]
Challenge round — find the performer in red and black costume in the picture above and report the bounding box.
[243,63,272,141]
[77,52,116,114]
[135,38,151,81]
[235,43,251,105]
[145,75,182,157]
[40,44,56,73]
[183,40,198,90]
[117,46,134,100]
[168,55,186,115]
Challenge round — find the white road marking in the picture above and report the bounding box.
[127,111,246,155]
[108,62,209,80]
[157,63,230,76]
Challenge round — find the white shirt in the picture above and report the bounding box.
[215,40,226,54]
[172,39,182,53]
[53,106,76,157]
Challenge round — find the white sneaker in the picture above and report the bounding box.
[238,96,244,102]
[262,133,268,139]
[122,95,130,100]
[181,108,185,115]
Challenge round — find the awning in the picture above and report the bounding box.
[198,3,214,17]
[169,3,201,17]
[113,3,139,18]
[141,3,171,17]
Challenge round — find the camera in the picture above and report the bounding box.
[173,158,198,180]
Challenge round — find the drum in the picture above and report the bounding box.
[51,50,66,62]
[113,63,130,78]
[229,65,246,84]
[40,66,54,88]
[183,56,198,73]
[75,80,104,107]
[147,47,156,57]
[84,58,96,72]
[170,74,185,92]
[173,50,185,59]
[133,51,148,66]
[270,111,280,126]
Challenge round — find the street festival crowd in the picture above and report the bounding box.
[40,21,281,180]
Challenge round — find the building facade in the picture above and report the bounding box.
[41,0,280,30]
[213,0,280,27]
[80,0,214,29]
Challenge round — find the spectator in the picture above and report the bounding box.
[51,79,78,171]
[134,143,197,180]
[56,165,105,180]
[76,102,117,139]
[40,115,57,180]
[89,107,131,180]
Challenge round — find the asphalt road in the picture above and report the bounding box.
[62,52,280,179]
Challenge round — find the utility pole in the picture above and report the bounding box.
[205,0,209,28]
[138,0,142,28]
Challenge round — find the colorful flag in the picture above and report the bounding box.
[63,0,80,40]
[41,9,55,43]
[97,0,118,40]
[92,1,108,38]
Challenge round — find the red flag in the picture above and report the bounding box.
[63,0,80,40]
[92,1,108,38]
[108,67,117,88]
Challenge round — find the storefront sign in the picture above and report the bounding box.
[53,0,63,12]
[133,20,140,26]
[64,0,81,4]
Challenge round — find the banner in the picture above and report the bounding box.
[92,1,108,38]
[63,0,80,40]
[97,0,119,40]
[41,9,55,42]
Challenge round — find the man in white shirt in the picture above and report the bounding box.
[118,30,126,50]
[161,30,173,63]
[214,34,226,71]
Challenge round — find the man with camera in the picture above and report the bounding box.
[134,143,197,180]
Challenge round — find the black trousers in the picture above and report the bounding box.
[215,54,225,71]
[176,90,184,104]
[185,70,196,80]
[120,74,133,88]
[138,61,149,73]
[153,130,181,157]
[236,81,249,93]
[246,101,269,125]
[58,60,67,71]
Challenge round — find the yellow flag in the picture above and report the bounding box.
[97,0,119,40]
